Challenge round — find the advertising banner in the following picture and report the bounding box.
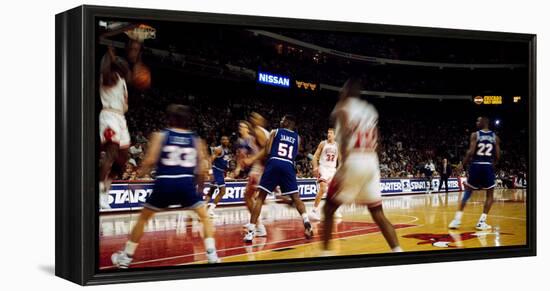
[102,177,463,212]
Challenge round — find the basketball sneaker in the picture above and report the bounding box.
[100,193,111,210]
[475,221,492,231]
[256,224,267,237]
[206,248,220,263]
[304,221,314,239]
[448,219,461,229]
[243,224,256,243]
[99,183,111,210]
[111,251,132,269]
[308,208,321,221]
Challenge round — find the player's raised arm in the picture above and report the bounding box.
[311,141,325,176]
[100,47,117,87]
[137,132,164,177]
[462,132,478,167]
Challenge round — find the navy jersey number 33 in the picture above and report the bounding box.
[145,129,203,211]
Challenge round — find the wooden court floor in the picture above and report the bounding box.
[99,189,526,269]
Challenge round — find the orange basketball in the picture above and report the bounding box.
[132,63,151,90]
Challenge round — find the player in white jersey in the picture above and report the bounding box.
[98,46,132,209]
[322,78,402,254]
[309,128,341,220]
[242,113,270,237]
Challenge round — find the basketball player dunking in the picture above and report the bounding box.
[309,128,341,221]
[242,115,313,243]
[322,78,402,254]
[99,46,132,209]
[449,116,500,230]
[111,105,219,268]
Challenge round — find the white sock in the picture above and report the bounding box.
[208,203,216,210]
[454,211,463,221]
[479,213,487,223]
[246,223,255,231]
[124,241,139,256]
[204,237,216,250]
[391,246,403,252]
[302,213,310,223]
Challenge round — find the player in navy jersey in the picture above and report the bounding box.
[205,136,231,217]
[111,104,219,268]
[449,116,500,231]
[241,115,313,242]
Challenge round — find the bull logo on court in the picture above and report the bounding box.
[403,231,511,248]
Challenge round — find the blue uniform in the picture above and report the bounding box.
[144,129,203,210]
[258,128,299,195]
[466,130,496,189]
[210,146,230,187]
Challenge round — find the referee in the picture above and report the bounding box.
[438,158,452,193]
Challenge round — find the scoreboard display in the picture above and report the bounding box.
[473,95,522,105]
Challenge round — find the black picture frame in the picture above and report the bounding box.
[55,5,536,285]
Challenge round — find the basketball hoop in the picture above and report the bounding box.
[125,24,156,43]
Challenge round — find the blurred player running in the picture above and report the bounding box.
[245,112,270,234]
[235,119,268,236]
[322,78,402,254]
[309,128,341,221]
[449,116,500,230]
[111,105,219,268]
[242,115,313,243]
[205,136,231,217]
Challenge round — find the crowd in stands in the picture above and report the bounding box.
[113,87,527,183]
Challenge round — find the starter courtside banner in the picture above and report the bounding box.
[101,177,463,212]
[380,177,462,195]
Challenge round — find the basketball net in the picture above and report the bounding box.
[125,24,156,43]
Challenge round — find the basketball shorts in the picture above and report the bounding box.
[145,176,204,211]
[258,159,298,195]
[329,152,382,208]
[99,110,131,148]
[465,163,495,189]
[318,165,336,183]
[209,167,226,187]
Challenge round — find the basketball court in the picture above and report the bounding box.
[99,188,526,269]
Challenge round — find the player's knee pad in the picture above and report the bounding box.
[462,189,473,203]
